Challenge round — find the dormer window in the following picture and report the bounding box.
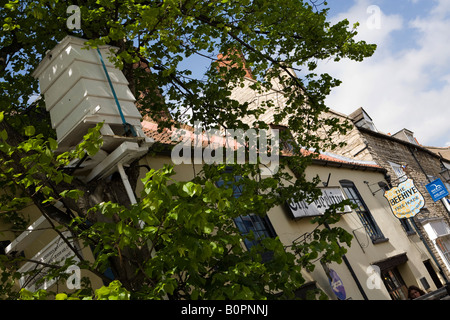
[392,129,419,146]
[349,107,378,132]
[355,118,377,131]
[404,131,418,145]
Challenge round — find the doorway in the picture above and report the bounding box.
[382,267,408,300]
[423,259,443,289]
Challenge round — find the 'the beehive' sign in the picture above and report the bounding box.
[384,178,425,219]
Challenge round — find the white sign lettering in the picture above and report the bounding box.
[288,187,352,219]
[18,231,81,292]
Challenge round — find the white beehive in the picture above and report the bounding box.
[32,35,142,148]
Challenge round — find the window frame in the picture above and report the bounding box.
[216,168,277,251]
[399,219,416,236]
[388,161,407,183]
[233,214,277,250]
[436,236,450,267]
[340,180,387,244]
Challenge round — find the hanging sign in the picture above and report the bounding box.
[384,178,425,219]
[425,178,449,202]
[287,187,352,219]
[328,269,346,300]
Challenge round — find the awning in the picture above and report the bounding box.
[371,253,408,271]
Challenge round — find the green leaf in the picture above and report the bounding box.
[117,221,123,234]
[0,130,7,141]
[182,182,199,197]
[19,288,34,300]
[40,147,53,164]
[60,189,84,199]
[55,293,68,300]
[48,138,58,150]
[94,280,130,300]
[24,126,35,137]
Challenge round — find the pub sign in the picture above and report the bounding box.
[384,178,425,219]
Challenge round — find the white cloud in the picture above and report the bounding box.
[317,0,450,147]
[326,0,403,49]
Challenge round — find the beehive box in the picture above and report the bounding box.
[32,36,142,148]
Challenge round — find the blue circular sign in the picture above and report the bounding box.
[328,269,346,300]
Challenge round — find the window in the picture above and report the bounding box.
[340,180,386,243]
[269,124,296,155]
[392,129,419,146]
[355,119,377,132]
[423,220,450,273]
[436,237,450,267]
[400,219,415,236]
[351,108,378,132]
[405,133,418,145]
[234,214,276,250]
[389,162,407,183]
[216,168,277,251]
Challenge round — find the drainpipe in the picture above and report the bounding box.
[408,146,432,184]
[324,222,369,300]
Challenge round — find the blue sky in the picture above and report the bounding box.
[319,0,450,147]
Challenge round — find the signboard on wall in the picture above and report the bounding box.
[287,187,352,219]
[18,231,80,292]
[425,178,449,202]
[384,178,425,219]
[328,269,346,300]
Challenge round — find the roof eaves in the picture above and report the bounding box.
[358,127,441,160]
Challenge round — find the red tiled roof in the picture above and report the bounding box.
[314,153,382,169]
[142,120,383,170]
[142,120,241,150]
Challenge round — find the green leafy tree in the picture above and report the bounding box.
[0,0,374,299]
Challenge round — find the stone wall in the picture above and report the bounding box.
[317,110,374,161]
[360,129,449,217]
[326,120,450,281]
